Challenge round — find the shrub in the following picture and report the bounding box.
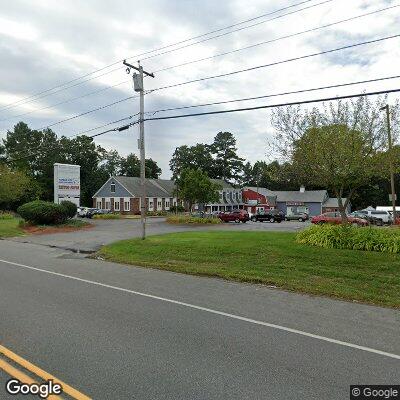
[92,213,120,219]
[59,201,77,219]
[296,224,400,253]
[17,201,70,225]
[169,205,185,213]
[147,211,168,216]
[0,211,15,220]
[167,215,222,224]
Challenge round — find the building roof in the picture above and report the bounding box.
[273,190,328,203]
[114,176,175,198]
[245,186,328,203]
[211,179,235,189]
[323,197,348,208]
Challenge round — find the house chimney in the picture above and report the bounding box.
[299,185,305,193]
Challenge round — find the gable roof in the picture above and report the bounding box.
[114,176,175,198]
[273,190,328,203]
[323,197,348,208]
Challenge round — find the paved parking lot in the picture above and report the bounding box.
[8,218,310,252]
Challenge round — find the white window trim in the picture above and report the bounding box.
[114,200,120,211]
[124,200,130,211]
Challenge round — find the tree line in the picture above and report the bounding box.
[0,122,161,208]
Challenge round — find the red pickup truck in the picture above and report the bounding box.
[218,209,249,223]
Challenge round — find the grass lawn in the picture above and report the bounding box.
[98,231,400,308]
[0,218,24,238]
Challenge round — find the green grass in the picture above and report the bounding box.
[0,218,24,238]
[98,231,400,308]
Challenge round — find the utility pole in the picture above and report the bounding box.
[380,104,397,224]
[123,60,154,239]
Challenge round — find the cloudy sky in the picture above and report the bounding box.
[1,0,399,178]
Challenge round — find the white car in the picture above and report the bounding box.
[358,209,392,224]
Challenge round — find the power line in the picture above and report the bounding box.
[152,4,399,74]
[0,66,123,113]
[145,74,400,115]
[0,80,130,122]
[144,88,400,122]
[149,34,400,92]
[6,120,140,163]
[0,0,324,111]
[140,0,333,62]
[35,95,139,131]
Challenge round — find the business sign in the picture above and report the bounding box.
[286,201,305,206]
[247,200,258,206]
[54,163,80,206]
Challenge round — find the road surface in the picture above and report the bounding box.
[1,239,399,399]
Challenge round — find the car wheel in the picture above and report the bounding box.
[235,218,240,223]
[298,218,304,222]
[251,216,257,222]
[242,220,247,223]
[269,217,275,223]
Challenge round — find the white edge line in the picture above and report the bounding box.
[1,257,399,361]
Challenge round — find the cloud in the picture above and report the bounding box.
[0,0,399,178]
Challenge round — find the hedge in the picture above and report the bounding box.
[17,200,75,225]
[59,200,77,219]
[167,215,222,224]
[296,224,400,253]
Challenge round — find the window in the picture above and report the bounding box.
[165,201,170,208]
[96,201,102,209]
[158,201,162,208]
[114,201,120,211]
[110,183,115,193]
[105,201,110,210]
[124,201,130,211]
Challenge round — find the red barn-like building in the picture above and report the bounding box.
[242,187,277,214]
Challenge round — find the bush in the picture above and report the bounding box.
[59,201,77,219]
[169,205,185,213]
[296,224,400,253]
[147,211,168,216]
[167,215,222,224]
[17,200,71,225]
[92,213,120,219]
[0,212,15,220]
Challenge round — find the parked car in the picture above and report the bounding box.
[356,209,391,225]
[349,211,383,226]
[311,212,368,226]
[218,209,249,223]
[251,209,285,223]
[285,212,309,222]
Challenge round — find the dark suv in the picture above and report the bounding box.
[251,209,285,223]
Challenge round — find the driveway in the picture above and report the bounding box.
[8,218,309,252]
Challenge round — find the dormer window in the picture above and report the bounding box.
[110,182,116,193]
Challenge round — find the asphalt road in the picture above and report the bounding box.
[1,240,399,399]
[9,217,309,252]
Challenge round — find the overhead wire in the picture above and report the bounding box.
[152,4,399,74]
[148,34,400,92]
[144,88,400,122]
[145,74,400,115]
[0,0,328,111]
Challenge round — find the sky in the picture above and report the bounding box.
[0,0,399,178]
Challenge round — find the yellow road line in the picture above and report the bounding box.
[0,345,91,399]
[0,359,62,400]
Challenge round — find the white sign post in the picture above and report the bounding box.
[54,163,81,206]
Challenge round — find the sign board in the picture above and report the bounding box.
[247,200,258,206]
[54,163,80,206]
[286,201,305,206]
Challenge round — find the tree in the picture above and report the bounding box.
[169,144,214,180]
[0,165,30,208]
[176,168,221,211]
[119,154,162,178]
[210,132,244,183]
[145,158,162,179]
[271,97,399,221]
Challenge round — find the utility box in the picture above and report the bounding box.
[133,73,143,92]
[54,163,81,206]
